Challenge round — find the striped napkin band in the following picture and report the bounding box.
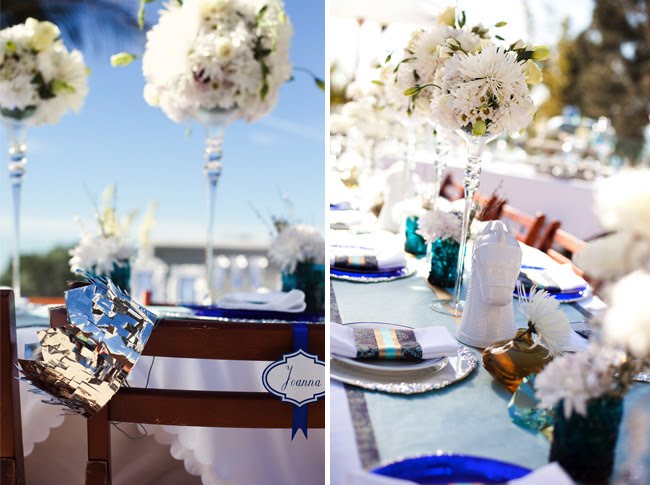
[352,327,423,360]
[333,255,379,271]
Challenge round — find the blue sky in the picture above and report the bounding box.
[0,0,325,267]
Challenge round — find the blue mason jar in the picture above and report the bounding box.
[550,396,623,483]
[281,262,325,314]
[91,260,132,294]
[404,216,427,256]
[428,238,460,288]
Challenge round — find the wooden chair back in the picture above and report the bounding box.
[47,310,325,485]
[439,173,464,201]
[535,221,588,277]
[499,205,546,246]
[1,288,25,485]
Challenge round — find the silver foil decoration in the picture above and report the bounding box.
[18,274,157,417]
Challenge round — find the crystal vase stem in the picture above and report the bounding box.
[451,135,488,313]
[204,123,224,304]
[6,122,27,300]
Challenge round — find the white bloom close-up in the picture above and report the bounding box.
[0,18,88,125]
[268,224,325,273]
[416,206,463,244]
[69,235,137,275]
[517,285,572,357]
[603,270,650,359]
[535,351,614,418]
[142,0,293,124]
[573,232,650,282]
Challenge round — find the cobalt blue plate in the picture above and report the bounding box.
[181,305,325,322]
[330,266,414,282]
[372,454,531,484]
[514,285,590,303]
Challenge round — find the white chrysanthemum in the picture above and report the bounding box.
[69,235,137,275]
[142,0,292,124]
[416,206,463,244]
[603,270,650,359]
[268,224,325,273]
[0,18,88,125]
[517,285,572,356]
[431,43,534,136]
[574,232,650,282]
[535,351,615,418]
[594,168,650,239]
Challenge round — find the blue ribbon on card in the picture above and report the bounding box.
[291,322,309,440]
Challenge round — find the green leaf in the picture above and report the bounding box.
[185,126,192,138]
[403,86,419,96]
[495,35,504,41]
[315,78,325,91]
[110,52,137,67]
[385,52,393,63]
[495,21,507,28]
[6,41,16,54]
[458,10,466,28]
[137,0,146,30]
[51,79,75,94]
[256,5,268,24]
[371,80,384,86]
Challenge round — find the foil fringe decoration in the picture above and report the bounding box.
[18,272,157,417]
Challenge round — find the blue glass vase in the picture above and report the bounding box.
[428,238,460,288]
[404,216,427,256]
[550,396,623,483]
[91,260,132,294]
[282,262,325,314]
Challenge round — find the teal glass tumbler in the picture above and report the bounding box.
[91,260,132,294]
[550,396,623,483]
[281,262,325,313]
[428,238,460,288]
[404,216,427,256]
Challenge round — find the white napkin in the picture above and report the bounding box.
[520,245,588,292]
[344,462,573,485]
[330,232,406,271]
[216,290,306,312]
[331,324,459,360]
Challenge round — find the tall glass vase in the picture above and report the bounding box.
[432,131,496,316]
[5,121,28,300]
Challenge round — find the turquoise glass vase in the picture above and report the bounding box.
[428,238,460,288]
[404,216,427,256]
[550,396,623,483]
[281,262,325,313]
[92,260,132,294]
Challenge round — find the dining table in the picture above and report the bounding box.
[15,308,325,485]
[330,264,650,484]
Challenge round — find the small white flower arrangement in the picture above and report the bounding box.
[0,18,89,124]
[416,199,479,244]
[574,169,650,283]
[268,224,325,273]
[391,197,427,227]
[142,0,292,123]
[69,186,138,275]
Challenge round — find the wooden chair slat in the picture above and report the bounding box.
[106,388,325,428]
[0,288,25,485]
[85,460,110,485]
[500,205,545,246]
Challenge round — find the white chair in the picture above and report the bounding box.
[131,252,169,303]
[166,265,207,304]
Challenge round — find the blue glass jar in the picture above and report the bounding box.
[281,262,325,314]
[404,216,427,256]
[550,396,623,483]
[91,260,132,294]
[428,238,460,287]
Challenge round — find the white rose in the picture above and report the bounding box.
[26,18,60,51]
[437,6,456,27]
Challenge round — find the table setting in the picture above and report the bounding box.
[328,4,649,484]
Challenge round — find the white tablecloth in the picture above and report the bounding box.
[17,325,324,484]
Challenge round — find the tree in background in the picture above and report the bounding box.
[541,0,650,163]
[0,246,81,297]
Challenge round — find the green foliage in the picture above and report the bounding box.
[0,246,82,297]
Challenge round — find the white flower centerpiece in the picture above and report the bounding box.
[0,17,89,298]
[142,0,293,303]
[401,7,548,316]
[268,224,325,313]
[69,186,138,293]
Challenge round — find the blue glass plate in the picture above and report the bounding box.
[330,266,415,283]
[514,285,590,303]
[372,454,531,484]
[181,305,325,323]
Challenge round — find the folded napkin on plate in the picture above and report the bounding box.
[216,290,306,312]
[331,324,458,360]
[520,264,587,293]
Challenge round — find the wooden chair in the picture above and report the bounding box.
[439,173,465,201]
[536,221,588,277]
[1,288,25,485]
[48,309,325,485]
[499,205,546,247]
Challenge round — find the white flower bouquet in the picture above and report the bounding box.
[416,199,480,244]
[268,224,325,274]
[142,0,292,123]
[0,18,88,125]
